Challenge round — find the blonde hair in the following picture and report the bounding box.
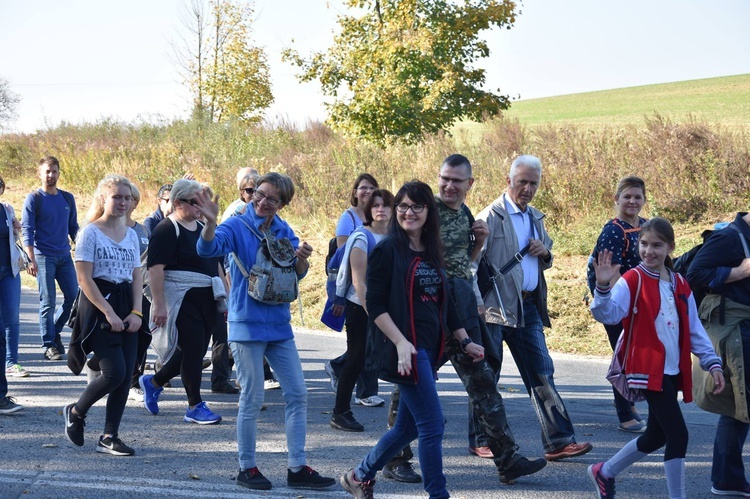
[86,175,134,223]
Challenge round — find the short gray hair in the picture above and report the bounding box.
[169,179,203,202]
[256,172,295,206]
[509,155,542,178]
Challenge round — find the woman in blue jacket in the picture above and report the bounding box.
[195,172,335,492]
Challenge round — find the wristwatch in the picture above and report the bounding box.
[460,337,474,353]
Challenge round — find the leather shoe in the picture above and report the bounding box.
[544,442,593,461]
[382,462,422,483]
[499,456,547,484]
[468,446,494,459]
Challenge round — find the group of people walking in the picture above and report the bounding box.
[1,152,749,499]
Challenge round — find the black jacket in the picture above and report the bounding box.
[68,279,133,375]
[365,236,461,384]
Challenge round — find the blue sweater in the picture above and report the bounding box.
[196,206,304,343]
[21,189,78,257]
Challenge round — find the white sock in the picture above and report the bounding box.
[664,458,686,499]
[602,438,647,477]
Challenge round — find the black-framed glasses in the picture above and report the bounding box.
[242,187,255,195]
[253,190,281,207]
[179,198,199,206]
[438,174,469,185]
[396,203,425,214]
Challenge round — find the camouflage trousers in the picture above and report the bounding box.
[385,337,520,472]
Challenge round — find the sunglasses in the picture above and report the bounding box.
[242,187,255,195]
[179,198,199,206]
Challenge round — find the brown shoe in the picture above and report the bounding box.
[544,442,593,461]
[468,446,494,459]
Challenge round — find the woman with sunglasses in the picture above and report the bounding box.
[340,180,484,499]
[138,179,224,426]
[222,169,259,221]
[195,172,336,492]
[327,173,385,407]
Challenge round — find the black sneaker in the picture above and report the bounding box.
[44,346,62,361]
[0,396,23,415]
[287,466,336,489]
[211,383,239,394]
[237,467,272,490]
[499,456,547,484]
[96,435,135,456]
[331,411,364,432]
[63,404,85,446]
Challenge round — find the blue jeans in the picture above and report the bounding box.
[485,298,577,453]
[712,319,750,490]
[36,253,78,349]
[355,349,448,499]
[231,338,308,470]
[0,266,21,367]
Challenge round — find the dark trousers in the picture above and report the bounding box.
[154,288,215,406]
[334,302,368,414]
[638,375,688,460]
[210,313,234,389]
[130,295,152,389]
[75,327,138,435]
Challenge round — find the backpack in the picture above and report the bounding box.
[233,218,298,304]
[321,227,377,332]
[325,209,356,275]
[587,219,642,295]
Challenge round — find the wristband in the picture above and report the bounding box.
[130,309,143,318]
[460,337,473,353]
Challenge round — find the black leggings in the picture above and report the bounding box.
[154,287,215,406]
[334,302,368,414]
[75,328,138,435]
[637,374,688,460]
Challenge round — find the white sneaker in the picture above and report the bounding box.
[355,396,385,407]
[5,364,29,378]
[128,388,144,402]
[264,378,281,390]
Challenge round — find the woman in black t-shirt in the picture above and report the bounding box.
[138,179,223,426]
[340,181,485,499]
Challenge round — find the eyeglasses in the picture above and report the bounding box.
[253,190,281,207]
[178,198,199,206]
[396,203,425,214]
[438,175,469,185]
[242,187,255,195]
[356,186,376,192]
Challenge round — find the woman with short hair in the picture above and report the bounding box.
[139,179,224,425]
[196,172,335,492]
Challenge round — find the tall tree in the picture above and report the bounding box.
[174,0,273,123]
[283,0,517,145]
[0,77,21,130]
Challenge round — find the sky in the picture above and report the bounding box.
[1,0,749,134]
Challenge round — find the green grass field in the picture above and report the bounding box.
[456,73,750,134]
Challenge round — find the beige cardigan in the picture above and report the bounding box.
[693,293,750,423]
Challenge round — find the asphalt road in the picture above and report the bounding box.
[0,286,738,498]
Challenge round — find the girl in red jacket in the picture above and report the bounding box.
[588,217,725,499]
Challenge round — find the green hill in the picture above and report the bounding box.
[472,73,750,129]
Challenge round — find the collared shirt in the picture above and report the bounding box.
[503,193,538,292]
